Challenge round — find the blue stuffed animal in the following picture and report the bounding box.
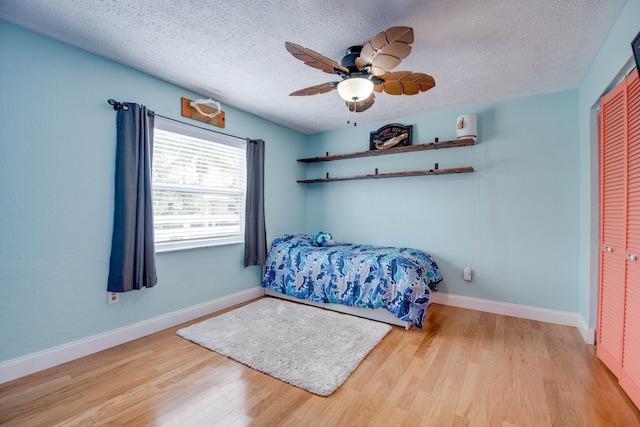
[314,231,334,247]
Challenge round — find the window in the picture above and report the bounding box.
[152,117,246,252]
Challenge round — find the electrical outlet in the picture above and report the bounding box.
[108,292,119,304]
[464,267,473,282]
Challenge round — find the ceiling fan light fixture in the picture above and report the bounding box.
[337,77,374,102]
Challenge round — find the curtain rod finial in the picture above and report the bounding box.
[107,99,130,111]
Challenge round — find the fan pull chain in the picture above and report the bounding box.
[352,101,357,126]
[346,101,357,127]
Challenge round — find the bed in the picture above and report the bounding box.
[261,234,442,329]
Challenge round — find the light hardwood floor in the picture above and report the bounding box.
[1,299,639,426]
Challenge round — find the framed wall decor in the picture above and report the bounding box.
[369,123,413,151]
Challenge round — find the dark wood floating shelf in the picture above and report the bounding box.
[297,166,474,183]
[297,138,475,163]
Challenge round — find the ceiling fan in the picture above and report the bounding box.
[285,26,435,113]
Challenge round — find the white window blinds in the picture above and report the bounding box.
[152,117,246,252]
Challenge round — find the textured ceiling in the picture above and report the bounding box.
[0,0,627,135]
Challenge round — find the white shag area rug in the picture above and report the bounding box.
[177,297,391,396]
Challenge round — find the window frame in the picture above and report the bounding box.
[152,116,247,253]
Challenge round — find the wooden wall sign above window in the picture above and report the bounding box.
[181,97,226,128]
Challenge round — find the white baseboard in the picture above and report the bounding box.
[0,287,263,385]
[430,292,596,344]
[576,316,596,345]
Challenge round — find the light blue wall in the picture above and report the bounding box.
[305,91,580,312]
[577,0,640,329]
[0,20,307,362]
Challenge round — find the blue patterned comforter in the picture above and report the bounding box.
[261,234,442,328]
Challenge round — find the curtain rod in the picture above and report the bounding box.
[107,99,246,142]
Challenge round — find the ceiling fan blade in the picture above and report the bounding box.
[285,42,349,74]
[346,93,375,112]
[358,43,375,65]
[378,41,412,62]
[289,81,338,96]
[378,71,411,93]
[379,71,436,95]
[354,57,368,71]
[374,26,414,48]
[409,73,436,92]
[380,80,404,95]
[369,65,388,76]
[372,53,403,73]
[358,27,414,74]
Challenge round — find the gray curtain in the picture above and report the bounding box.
[244,138,267,267]
[107,103,158,292]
